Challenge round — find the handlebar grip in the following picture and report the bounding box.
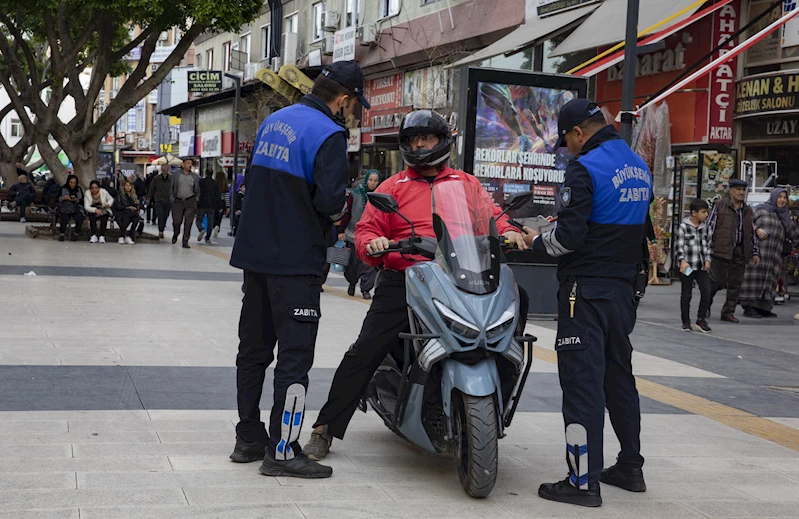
[366,240,399,257]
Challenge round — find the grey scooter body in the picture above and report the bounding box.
[363,192,535,498]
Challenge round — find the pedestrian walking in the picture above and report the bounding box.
[214,170,229,238]
[525,100,651,507]
[228,60,366,478]
[148,165,172,239]
[83,180,114,243]
[339,169,381,299]
[170,158,200,248]
[196,169,221,244]
[675,199,713,333]
[707,179,760,323]
[740,188,799,318]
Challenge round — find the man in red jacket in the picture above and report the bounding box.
[304,110,528,460]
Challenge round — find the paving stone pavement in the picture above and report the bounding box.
[1,221,798,518]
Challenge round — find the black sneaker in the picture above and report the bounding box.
[229,438,267,463]
[258,450,332,479]
[682,321,692,332]
[362,292,372,300]
[172,235,178,244]
[600,464,646,492]
[538,477,601,507]
[182,243,190,249]
[59,234,65,242]
[695,319,712,333]
[755,308,778,318]
[347,284,356,296]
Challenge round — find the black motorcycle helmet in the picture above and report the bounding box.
[398,110,452,170]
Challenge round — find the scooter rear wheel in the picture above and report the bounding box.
[454,391,498,498]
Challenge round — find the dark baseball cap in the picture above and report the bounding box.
[320,61,370,109]
[554,99,603,149]
[728,179,748,188]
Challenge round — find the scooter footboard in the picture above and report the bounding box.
[441,358,503,425]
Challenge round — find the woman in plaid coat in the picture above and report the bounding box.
[740,188,799,318]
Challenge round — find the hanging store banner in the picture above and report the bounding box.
[735,71,799,117]
[708,0,739,143]
[200,130,222,158]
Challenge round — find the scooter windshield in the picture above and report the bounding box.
[432,179,501,295]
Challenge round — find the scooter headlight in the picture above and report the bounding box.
[486,302,516,341]
[433,299,480,340]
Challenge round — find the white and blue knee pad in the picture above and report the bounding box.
[276,383,306,461]
[566,423,589,490]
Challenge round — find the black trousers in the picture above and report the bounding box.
[116,213,140,239]
[88,213,109,237]
[236,271,322,459]
[145,200,154,222]
[15,196,33,218]
[555,277,643,489]
[343,240,377,294]
[59,212,84,234]
[196,207,215,236]
[680,270,711,323]
[315,270,530,440]
[153,201,171,232]
[709,246,746,317]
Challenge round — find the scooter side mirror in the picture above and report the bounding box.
[505,191,533,212]
[367,192,399,214]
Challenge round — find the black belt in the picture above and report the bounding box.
[563,276,635,288]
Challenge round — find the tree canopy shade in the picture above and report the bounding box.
[0,0,263,186]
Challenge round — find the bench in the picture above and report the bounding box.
[0,187,59,236]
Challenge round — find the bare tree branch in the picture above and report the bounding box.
[112,26,157,61]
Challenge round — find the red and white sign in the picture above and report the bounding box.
[708,0,739,144]
[362,73,404,145]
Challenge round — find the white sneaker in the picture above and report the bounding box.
[214,226,220,238]
[99,236,106,244]
[20,217,26,223]
[118,237,125,244]
[197,230,205,242]
[125,236,135,245]
[90,235,98,243]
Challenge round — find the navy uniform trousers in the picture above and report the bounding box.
[555,276,644,488]
[235,271,322,459]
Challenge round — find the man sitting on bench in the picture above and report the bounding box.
[9,171,36,223]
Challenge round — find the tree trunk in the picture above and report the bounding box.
[0,147,26,188]
[69,141,102,188]
[37,137,71,185]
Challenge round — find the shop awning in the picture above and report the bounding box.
[549,0,705,57]
[447,4,598,69]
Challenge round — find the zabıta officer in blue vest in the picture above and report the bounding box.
[525,100,652,507]
[229,61,369,478]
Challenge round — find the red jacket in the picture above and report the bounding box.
[355,166,516,272]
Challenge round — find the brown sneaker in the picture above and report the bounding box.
[303,426,333,461]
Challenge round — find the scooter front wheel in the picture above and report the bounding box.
[454,391,498,498]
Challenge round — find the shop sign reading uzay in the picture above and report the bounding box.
[708,0,739,144]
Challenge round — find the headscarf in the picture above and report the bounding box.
[351,169,381,206]
[761,187,792,230]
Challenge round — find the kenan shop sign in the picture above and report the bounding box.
[735,71,799,118]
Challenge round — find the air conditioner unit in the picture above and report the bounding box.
[109,90,118,99]
[159,31,169,41]
[358,24,377,46]
[126,134,135,144]
[322,35,335,55]
[151,64,159,72]
[284,32,298,65]
[324,10,340,30]
[244,62,260,81]
[137,138,149,149]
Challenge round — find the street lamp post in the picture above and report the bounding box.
[224,72,242,234]
[620,0,640,146]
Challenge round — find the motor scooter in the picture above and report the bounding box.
[362,182,536,498]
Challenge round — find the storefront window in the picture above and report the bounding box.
[541,27,595,76]
[745,146,799,186]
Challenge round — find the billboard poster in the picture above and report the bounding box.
[472,82,575,217]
